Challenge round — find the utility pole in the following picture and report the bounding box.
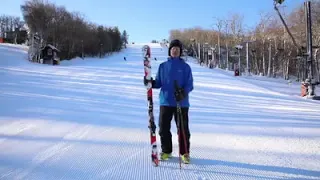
[274,0,319,99]
[213,17,223,68]
[243,40,254,76]
[235,45,243,75]
[239,48,241,73]
[198,43,201,62]
[224,20,229,70]
[315,48,320,83]
[268,39,272,77]
[218,32,221,68]
[305,1,315,96]
[246,42,249,75]
[226,43,229,70]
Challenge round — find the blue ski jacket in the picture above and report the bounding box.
[153,57,194,107]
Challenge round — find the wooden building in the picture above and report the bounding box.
[40,44,60,65]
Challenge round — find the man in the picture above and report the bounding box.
[144,39,194,164]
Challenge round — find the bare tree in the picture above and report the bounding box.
[212,17,224,68]
[20,0,124,60]
[168,1,320,83]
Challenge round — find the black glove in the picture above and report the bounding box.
[144,76,155,87]
[174,87,185,102]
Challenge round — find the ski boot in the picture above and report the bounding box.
[181,154,190,164]
[160,152,172,161]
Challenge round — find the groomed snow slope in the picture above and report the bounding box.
[0,43,320,180]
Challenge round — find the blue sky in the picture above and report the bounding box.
[2,0,304,43]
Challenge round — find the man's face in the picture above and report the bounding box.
[170,46,180,57]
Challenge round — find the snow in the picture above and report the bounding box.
[0,43,320,180]
[0,43,29,52]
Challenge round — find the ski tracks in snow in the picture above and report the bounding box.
[1,44,320,180]
[0,120,37,145]
[1,124,93,179]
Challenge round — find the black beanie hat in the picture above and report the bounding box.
[168,39,183,56]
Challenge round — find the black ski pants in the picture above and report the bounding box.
[158,106,190,155]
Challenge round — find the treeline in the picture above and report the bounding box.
[0,15,27,44]
[151,39,169,44]
[169,1,320,82]
[21,0,128,60]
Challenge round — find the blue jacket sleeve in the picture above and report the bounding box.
[184,65,193,94]
[153,64,162,89]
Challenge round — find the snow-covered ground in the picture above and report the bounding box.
[0,43,320,180]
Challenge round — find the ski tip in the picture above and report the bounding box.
[153,159,159,167]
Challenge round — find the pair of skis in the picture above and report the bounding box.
[143,47,159,167]
[143,47,188,168]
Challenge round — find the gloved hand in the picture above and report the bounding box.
[174,87,185,102]
[144,76,154,86]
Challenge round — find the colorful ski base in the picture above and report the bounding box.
[143,45,159,167]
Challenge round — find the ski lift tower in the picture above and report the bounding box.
[274,0,320,100]
[235,45,243,76]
